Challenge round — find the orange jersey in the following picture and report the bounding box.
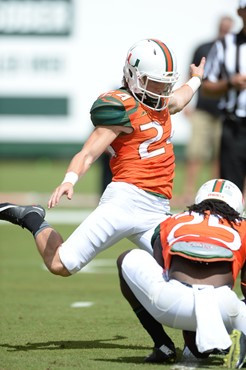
[156,211,246,283]
[90,88,175,198]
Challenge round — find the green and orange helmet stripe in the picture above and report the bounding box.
[151,38,174,72]
[195,178,244,214]
[212,179,226,193]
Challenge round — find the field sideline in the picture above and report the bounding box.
[0,159,241,369]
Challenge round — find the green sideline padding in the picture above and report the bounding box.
[0,142,186,160]
[0,97,69,116]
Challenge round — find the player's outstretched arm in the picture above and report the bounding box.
[48,126,123,208]
[168,57,205,114]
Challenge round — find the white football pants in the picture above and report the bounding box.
[121,249,246,336]
[59,182,170,274]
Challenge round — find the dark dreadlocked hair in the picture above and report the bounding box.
[187,199,243,229]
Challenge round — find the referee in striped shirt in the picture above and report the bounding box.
[202,0,246,194]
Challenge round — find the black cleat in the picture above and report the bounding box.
[0,202,45,228]
[144,343,176,363]
[224,330,246,369]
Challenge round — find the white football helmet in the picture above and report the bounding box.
[195,179,245,215]
[123,38,179,110]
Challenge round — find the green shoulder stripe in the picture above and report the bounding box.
[90,92,138,127]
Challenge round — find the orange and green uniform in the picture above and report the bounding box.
[90,88,175,199]
[152,211,246,284]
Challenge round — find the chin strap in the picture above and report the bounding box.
[136,92,167,111]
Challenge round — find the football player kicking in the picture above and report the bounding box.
[0,38,205,276]
[0,39,204,362]
[117,179,246,368]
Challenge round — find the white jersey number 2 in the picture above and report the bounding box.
[139,121,165,159]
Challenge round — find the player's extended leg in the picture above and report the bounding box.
[0,203,70,276]
[117,251,176,364]
[35,227,70,276]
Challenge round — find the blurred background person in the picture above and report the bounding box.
[202,0,246,196]
[175,16,234,207]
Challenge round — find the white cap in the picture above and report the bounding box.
[239,0,246,8]
[195,179,245,215]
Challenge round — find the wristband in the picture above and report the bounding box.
[191,73,202,81]
[62,171,79,185]
[185,76,201,93]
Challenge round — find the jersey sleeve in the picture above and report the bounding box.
[90,94,133,127]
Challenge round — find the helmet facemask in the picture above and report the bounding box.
[138,74,177,110]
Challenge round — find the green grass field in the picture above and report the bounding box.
[0,159,242,369]
[0,158,212,195]
[0,159,101,194]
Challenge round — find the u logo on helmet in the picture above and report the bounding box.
[132,58,140,68]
